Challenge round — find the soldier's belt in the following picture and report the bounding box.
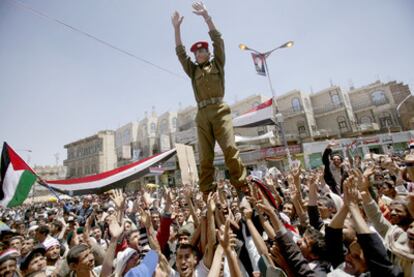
[197,97,223,109]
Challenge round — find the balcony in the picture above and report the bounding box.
[352,98,390,111]
[278,107,305,118]
[313,102,344,116]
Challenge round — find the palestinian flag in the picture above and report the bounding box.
[0,142,37,208]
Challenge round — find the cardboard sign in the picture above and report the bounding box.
[175,144,198,186]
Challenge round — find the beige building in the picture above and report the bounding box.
[137,108,159,157]
[310,86,358,138]
[33,165,67,181]
[64,130,116,178]
[115,122,139,167]
[157,111,178,152]
[276,90,317,142]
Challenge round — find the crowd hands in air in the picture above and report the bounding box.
[0,138,413,277]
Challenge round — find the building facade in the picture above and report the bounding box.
[115,122,139,167]
[63,130,116,178]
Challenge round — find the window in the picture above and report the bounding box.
[379,112,393,128]
[172,117,177,128]
[298,125,306,134]
[330,91,341,106]
[337,116,348,130]
[371,90,386,105]
[151,123,156,132]
[291,97,301,112]
[359,116,372,124]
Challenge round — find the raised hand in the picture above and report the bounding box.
[171,11,184,28]
[107,215,124,239]
[192,1,209,18]
[138,207,152,229]
[109,189,125,210]
[207,192,217,213]
[217,219,232,250]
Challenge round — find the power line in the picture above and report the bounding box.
[8,0,185,80]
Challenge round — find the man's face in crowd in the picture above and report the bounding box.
[0,259,17,277]
[177,212,185,225]
[297,234,314,260]
[46,245,61,261]
[332,155,342,167]
[93,228,102,240]
[282,203,295,220]
[176,247,197,277]
[21,239,35,256]
[389,202,409,225]
[34,230,43,242]
[177,234,190,245]
[9,238,22,252]
[344,241,367,275]
[71,248,95,273]
[27,254,47,274]
[83,198,91,209]
[128,231,139,250]
[379,183,396,198]
[124,222,132,233]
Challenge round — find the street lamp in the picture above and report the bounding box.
[240,41,294,168]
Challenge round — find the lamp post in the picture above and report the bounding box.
[239,41,294,168]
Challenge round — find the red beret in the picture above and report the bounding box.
[190,41,209,53]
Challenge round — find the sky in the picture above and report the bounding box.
[1,0,413,166]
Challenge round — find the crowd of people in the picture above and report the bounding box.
[0,141,414,277]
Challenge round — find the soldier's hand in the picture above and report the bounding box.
[192,2,209,18]
[171,11,184,28]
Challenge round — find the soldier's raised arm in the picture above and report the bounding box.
[172,11,195,78]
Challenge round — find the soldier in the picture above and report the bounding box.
[172,2,248,196]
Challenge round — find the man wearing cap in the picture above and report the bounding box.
[172,2,247,196]
[0,248,20,277]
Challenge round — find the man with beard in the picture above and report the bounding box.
[21,238,35,257]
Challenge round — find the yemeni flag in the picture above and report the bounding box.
[233,98,274,128]
[0,142,37,208]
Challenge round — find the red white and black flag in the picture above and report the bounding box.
[251,53,266,76]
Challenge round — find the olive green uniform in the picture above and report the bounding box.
[176,30,246,192]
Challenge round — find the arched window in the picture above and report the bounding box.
[151,123,156,132]
[371,91,386,105]
[291,97,301,112]
[359,116,372,124]
[330,91,341,106]
[337,116,348,130]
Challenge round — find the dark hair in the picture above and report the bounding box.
[37,225,50,236]
[52,220,63,232]
[304,227,327,259]
[66,244,89,265]
[176,243,200,258]
[125,229,139,243]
